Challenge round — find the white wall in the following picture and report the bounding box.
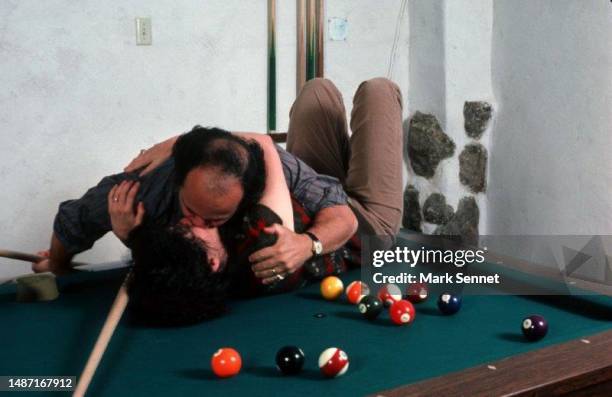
[489,0,612,235]
[0,0,409,279]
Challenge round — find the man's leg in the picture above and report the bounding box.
[287,78,350,182]
[345,78,404,238]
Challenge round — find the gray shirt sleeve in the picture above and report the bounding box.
[53,159,177,255]
[53,173,129,255]
[276,145,348,215]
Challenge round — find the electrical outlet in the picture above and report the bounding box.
[328,17,348,41]
[135,17,152,45]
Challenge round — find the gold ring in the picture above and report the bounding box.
[272,268,277,275]
[276,274,284,281]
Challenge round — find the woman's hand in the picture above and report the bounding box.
[108,180,145,241]
[31,250,51,273]
[124,136,178,176]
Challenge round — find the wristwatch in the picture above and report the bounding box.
[304,231,323,257]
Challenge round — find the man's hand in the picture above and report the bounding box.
[108,180,145,241]
[249,224,312,284]
[123,136,177,176]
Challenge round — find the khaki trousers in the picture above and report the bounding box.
[287,78,403,240]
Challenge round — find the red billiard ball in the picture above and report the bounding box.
[389,299,416,325]
[211,348,242,378]
[378,283,402,307]
[522,315,548,341]
[346,281,370,304]
[318,347,349,378]
[406,282,428,303]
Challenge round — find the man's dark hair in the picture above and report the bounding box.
[126,225,230,326]
[172,126,266,213]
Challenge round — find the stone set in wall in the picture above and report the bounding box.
[403,102,492,244]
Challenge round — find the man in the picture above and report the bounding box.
[127,77,404,282]
[35,77,402,325]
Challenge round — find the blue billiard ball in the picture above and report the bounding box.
[437,293,462,315]
[522,315,548,341]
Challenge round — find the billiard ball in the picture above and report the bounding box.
[275,346,305,375]
[357,295,383,320]
[211,347,242,378]
[406,282,428,304]
[437,293,462,315]
[318,347,349,378]
[320,276,344,300]
[522,315,548,341]
[346,281,370,304]
[389,299,416,325]
[378,283,402,307]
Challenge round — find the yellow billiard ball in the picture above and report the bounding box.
[320,276,344,300]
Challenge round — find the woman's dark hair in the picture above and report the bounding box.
[126,225,230,326]
[172,126,266,213]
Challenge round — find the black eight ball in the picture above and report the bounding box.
[358,295,383,320]
[275,346,305,375]
[521,315,548,341]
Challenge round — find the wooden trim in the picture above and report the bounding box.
[373,330,612,397]
[269,132,287,143]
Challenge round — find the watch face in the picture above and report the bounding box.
[314,240,323,255]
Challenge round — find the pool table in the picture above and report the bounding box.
[1,237,611,397]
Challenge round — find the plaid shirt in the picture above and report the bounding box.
[53,145,348,255]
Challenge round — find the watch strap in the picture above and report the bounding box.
[303,231,322,257]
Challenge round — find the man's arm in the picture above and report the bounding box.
[305,205,358,254]
[249,205,358,284]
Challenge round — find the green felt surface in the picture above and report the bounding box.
[0,267,611,397]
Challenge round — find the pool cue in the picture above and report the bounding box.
[315,0,324,78]
[267,0,277,133]
[305,0,316,81]
[296,0,306,94]
[73,277,130,397]
[0,249,88,268]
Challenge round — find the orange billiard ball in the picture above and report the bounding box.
[211,348,242,378]
[320,276,344,300]
[345,281,370,304]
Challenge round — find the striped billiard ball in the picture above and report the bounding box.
[318,347,349,378]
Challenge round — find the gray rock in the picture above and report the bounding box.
[407,112,455,178]
[402,185,422,232]
[434,196,479,246]
[464,101,492,139]
[459,143,487,193]
[423,193,454,224]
